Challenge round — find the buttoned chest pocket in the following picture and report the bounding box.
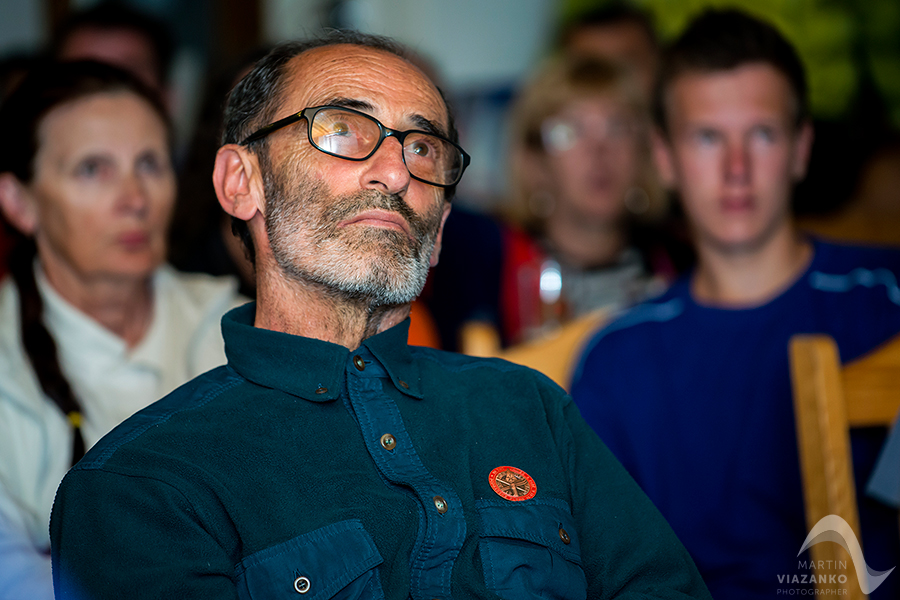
[477,498,587,600]
[235,519,385,600]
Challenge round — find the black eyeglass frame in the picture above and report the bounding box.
[239,105,470,188]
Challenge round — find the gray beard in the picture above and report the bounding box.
[263,158,443,307]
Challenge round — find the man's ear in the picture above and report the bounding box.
[213,144,266,221]
[0,173,38,235]
[791,120,815,182]
[652,129,677,189]
[428,203,452,267]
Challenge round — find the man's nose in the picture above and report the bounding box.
[724,140,751,184]
[360,137,412,196]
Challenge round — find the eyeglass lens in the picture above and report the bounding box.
[541,114,636,154]
[310,108,463,186]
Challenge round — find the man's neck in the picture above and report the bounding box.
[253,265,411,350]
[690,225,813,308]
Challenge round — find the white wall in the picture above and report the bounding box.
[0,0,46,56]
[263,0,557,91]
[262,0,558,204]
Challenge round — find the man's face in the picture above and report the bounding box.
[259,45,450,306]
[655,63,812,255]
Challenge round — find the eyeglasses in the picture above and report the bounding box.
[540,114,638,154]
[240,105,470,188]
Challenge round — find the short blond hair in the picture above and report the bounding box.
[506,55,663,229]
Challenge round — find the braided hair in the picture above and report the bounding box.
[0,60,169,466]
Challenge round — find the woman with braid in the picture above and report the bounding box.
[0,61,244,599]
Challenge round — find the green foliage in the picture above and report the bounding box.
[558,0,900,127]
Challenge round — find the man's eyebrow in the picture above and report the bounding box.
[408,114,448,139]
[323,97,374,112]
[321,97,448,138]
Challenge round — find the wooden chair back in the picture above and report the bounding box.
[789,333,900,599]
[460,310,608,391]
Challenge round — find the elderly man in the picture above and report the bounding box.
[50,32,709,599]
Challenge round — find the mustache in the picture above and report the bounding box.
[321,190,439,240]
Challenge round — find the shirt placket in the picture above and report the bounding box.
[344,350,465,600]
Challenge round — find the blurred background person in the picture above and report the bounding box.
[0,61,243,600]
[559,1,660,101]
[438,3,668,352]
[571,10,900,597]
[51,0,173,102]
[500,54,688,344]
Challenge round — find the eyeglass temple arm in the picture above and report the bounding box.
[240,112,305,145]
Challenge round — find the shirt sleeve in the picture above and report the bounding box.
[51,466,240,599]
[556,392,711,599]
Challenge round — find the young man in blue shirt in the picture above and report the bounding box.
[572,10,900,599]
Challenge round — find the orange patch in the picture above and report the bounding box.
[489,466,537,501]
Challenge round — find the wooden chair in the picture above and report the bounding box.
[460,310,608,390]
[789,333,900,599]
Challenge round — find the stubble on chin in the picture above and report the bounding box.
[263,158,444,306]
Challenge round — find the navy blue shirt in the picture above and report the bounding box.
[51,303,710,599]
[572,239,900,599]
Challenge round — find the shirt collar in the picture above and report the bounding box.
[221,303,423,402]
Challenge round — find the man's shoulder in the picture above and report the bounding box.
[584,282,689,345]
[409,345,569,398]
[811,237,900,272]
[804,238,900,306]
[567,280,692,385]
[72,365,244,472]
[812,238,900,263]
[411,344,556,377]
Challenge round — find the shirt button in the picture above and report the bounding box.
[293,576,310,593]
[353,356,366,371]
[315,386,328,394]
[433,496,448,514]
[380,433,397,451]
[399,380,410,389]
[559,527,571,545]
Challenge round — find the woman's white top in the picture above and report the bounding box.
[0,264,244,599]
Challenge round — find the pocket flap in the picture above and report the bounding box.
[477,498,582,565]
[235,519,383,599]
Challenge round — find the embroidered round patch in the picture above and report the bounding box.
[489,466,537,501]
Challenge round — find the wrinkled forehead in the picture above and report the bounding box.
[279,44,449,133]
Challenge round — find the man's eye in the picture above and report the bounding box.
[694,130,719,146]
[409,140,431,157]
[752,126,776,143]
[330,121,351,135]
